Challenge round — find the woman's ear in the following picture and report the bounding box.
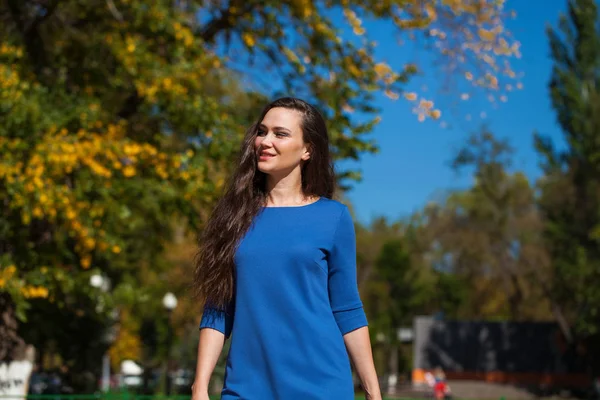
[302,145,312,161]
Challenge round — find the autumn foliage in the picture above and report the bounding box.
[1,0,520,372]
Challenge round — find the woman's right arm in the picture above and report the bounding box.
[191,328,226,399]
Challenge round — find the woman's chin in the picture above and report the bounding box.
[257,164,273,174]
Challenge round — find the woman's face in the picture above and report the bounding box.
[254,107,310,176]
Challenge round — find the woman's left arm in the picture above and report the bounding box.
[328,206,382,400]
[344,326,382,400]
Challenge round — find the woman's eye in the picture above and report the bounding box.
[275,132,287,137]
[257,130,266,136]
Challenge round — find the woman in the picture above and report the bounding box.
[191,97,382,400]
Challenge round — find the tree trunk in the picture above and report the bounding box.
[0,294,35,400]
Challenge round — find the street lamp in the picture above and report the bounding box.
[90,274,104,289]
[162,292,177,396]
[162,292,178,311]
[90,273,113,393]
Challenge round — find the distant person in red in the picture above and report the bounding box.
[433,368,451,400]
[433,380,448,399]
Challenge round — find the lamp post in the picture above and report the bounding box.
[90,273,113,393]
[162,292,178,396]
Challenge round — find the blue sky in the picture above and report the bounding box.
[341,0,568,225]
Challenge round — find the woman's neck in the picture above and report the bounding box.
[265,173,313,207]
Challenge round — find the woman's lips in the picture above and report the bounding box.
[259,152,275,161]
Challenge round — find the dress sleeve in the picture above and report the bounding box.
[199,298,235,339]
[328,206,368,335]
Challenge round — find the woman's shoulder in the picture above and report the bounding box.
[316,197,344,208]
[314,197,351,218]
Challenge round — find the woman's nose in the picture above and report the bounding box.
[260,133,274,146]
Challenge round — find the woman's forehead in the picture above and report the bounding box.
[261,107,302,128]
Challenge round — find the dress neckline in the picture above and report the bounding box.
[262,197,323,209]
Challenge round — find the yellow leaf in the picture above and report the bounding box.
[66,209,77,220]
[404,92,417,101]
[241,33,255,47]
[3,265,16,279]
[353,27,365,36]
[384,90,399,100]
[478,28,495,42]
[419,99,434,109]
[374,63,391,78]
[85,238,96,249]
[81,256,91,269]
[123,165,136,177]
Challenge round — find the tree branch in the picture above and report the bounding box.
[105,0,123,22]
[6,0,52,81]
[200,9,234,44]
[117,91,143,120]
[199,1,258,44]
[0,293,27,362]
[28,0,60,33]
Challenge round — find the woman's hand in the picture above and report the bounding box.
[364,392,383,400]
[191,393,210,400]
[191,392,210,400]
[343,327,382,400]
[191,383,210,400]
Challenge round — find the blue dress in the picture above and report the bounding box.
[199,197,368,399]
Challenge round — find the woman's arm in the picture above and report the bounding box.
[191,328,226,398]
[327,206,382,399]
[192,300,234,398]
[344,326,382,400]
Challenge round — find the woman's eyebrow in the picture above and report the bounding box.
[259,124,292,133]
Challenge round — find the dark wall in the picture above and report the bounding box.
[413,316,585,374]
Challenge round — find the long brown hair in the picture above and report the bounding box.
[193,97,335,309]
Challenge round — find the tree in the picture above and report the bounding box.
[0,1,261,382]
[362,230,438,381]
[355,216,403,289]
[402,214,469,319]
[534,0,600,347]
[426,130,551,320]
[0,0,522,390]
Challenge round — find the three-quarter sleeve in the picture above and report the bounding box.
[199,299,235,339]
[328,206,368,335]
